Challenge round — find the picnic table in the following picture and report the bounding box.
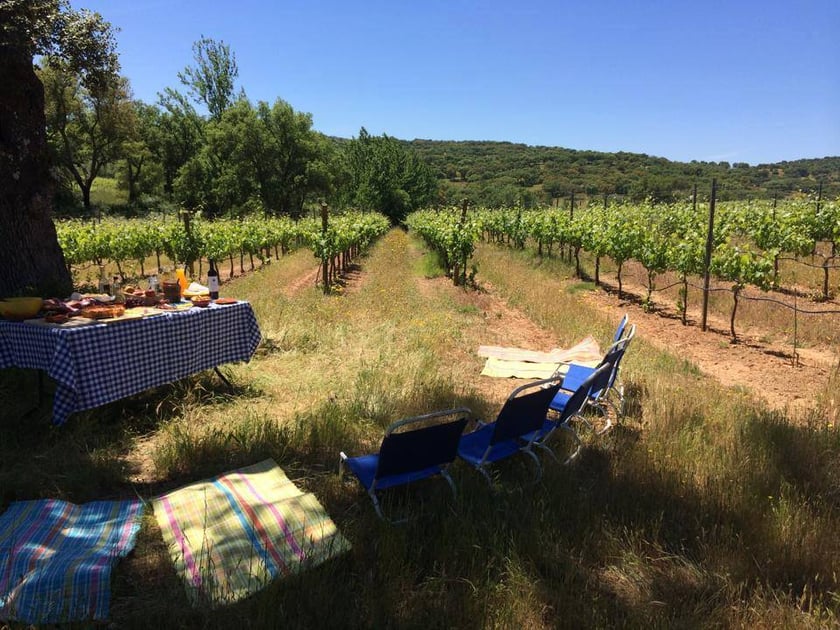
[0,301,261,425]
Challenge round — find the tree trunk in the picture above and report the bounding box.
[0,49,72,297]
[80,181,92,210]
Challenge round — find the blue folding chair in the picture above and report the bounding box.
[339,407,470,522]
[550,325,635,432]
[457,377,562,484]
[613,313,629,343]
[529,363,612,463]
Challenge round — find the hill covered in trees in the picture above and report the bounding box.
[402,139,840,207]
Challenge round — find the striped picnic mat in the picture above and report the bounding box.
[152,459,350,608]
[0,499,143,624]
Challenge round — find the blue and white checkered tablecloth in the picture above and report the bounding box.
[0,301,262,425]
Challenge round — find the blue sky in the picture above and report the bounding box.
[75,0,839,165]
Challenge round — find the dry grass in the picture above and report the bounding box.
[2,229,840,627]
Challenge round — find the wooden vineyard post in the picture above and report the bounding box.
[180,208,196,276]
[454,199,469,286]
[701,179,717,332]
[321,201,329,294]
[568,191,575,263]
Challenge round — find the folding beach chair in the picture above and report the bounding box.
[528,363,612,464]
[339,408,470,522]
[550,325,635,432]
[456,377,562,484]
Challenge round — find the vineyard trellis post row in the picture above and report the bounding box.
[701,179,717,332]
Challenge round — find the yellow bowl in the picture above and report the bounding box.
[0,297,44,321]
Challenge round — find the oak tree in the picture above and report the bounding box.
[0,0,118,296]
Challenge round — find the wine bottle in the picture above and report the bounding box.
[112,276,125,304]
[98,265,111,295]
[208,259,220,300]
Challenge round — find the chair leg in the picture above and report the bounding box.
[368,489,386,521]
[476,465,494,486]
[534,440,561,464]
[522,447,542,482]
[441,469,458,499]
[589,401,615,435]
[338,452,347,479]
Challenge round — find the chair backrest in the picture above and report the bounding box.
[376,408,470,480]
[613,314,629,343]
[557,363,611,423]
[601,324,634,390]
[491,378,562,445]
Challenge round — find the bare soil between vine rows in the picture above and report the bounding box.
[311,252,837,419]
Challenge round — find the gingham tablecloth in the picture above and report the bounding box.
[0,301,261,425]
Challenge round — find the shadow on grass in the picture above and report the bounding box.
[123,404,840,626]
[0,366,260,509]
[4,368,840,627]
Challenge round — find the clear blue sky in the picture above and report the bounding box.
[75,0,839,165]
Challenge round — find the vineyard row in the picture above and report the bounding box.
[406,197,840,340]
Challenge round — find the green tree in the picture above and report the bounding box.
[174,98,331,218]
[40,57,133,210]
[154,88,206,198]
[178,36,240,122]
[340,128,437,223]
[0,0,119,296]
[117,100,163,203]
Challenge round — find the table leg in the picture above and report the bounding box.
[213,367,232,387]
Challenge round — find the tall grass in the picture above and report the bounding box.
[2,229,839,626]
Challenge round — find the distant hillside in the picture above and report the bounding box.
[400,139,840,207]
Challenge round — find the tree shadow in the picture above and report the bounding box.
[0,366,260,509]
[5,372,838,627]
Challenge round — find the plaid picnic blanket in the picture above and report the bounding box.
[152,459,351,607]
[0,499,143,624]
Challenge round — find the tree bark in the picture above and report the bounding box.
[0,48,72,297]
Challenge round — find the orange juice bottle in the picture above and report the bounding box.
[175,267,189,294]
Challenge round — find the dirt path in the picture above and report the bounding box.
[578,270,837,416]
[282,265,321,296]
[355,244,837,416]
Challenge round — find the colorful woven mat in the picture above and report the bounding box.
[0,499,143,624]
[152,459,351,608]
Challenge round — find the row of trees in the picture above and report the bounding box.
[38,35,437,222]
[1,2,436,296]
[411,140,840,208]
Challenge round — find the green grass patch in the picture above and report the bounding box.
[565,281,597,294]
[89,176,128,206]
[413,247,447,278]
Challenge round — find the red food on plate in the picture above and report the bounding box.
[213,297,237,305]
[45,313,70,324]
